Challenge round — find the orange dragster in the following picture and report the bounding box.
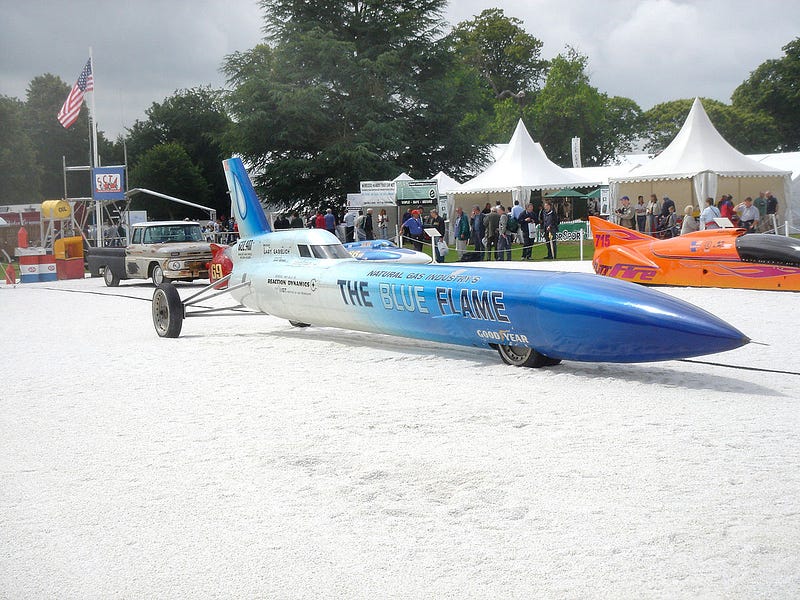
[589,216,800,291]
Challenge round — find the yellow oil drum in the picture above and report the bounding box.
[41,200,72,219]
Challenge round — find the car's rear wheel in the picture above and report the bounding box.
[103,266,120,287]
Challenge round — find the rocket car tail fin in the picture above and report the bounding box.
[223,157,271,239]
[589,216,652,246]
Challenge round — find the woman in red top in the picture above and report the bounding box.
[718,195,735,220]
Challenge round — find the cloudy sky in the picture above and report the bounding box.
[2,0,798,140]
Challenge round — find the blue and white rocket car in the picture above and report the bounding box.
[151,158,749,368]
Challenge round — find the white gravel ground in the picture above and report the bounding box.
[2,260,798,599]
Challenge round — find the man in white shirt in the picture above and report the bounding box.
[511,199,524,221]
[344,210,356,242]
[699,197,721,230]
[735,197,760,233]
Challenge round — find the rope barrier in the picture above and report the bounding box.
[679,358,800,377]
[397,232,586,250]
[40,286,153,302]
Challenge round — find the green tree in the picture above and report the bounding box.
[223,0,489,210]
[17,73,120,203]
[98,134,126,168]
[642,98,779,154]
[449,8,547,102]
[0,95,41,204]
[393,41,492,178]
[530,48,642,166]
[732,37,800,151]
[24,74,95,200]
[601,95,646,162]
[126,87,232,215]
[128,143,211,220]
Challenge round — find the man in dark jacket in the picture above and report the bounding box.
[483,206,500,260]
[539,201,560,259]
[428,209,447,262]
[520,203,537,260]
[323,208,337,235]
[453,206,471,259]
[660,196,676,218]
[765,191,779,232]
[470,205,484,256]
[364,208,374,240]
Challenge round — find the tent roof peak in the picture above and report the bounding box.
[610,97,791,181]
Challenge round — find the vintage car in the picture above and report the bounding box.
[87,221,213,286]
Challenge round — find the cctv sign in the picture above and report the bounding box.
[92,167,126,200]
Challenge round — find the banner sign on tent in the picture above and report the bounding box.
[395,180,438,205]
[533,221,592,243]
[359,181,397,206]
[92,167,125,200]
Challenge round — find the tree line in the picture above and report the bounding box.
[1,2,797,219]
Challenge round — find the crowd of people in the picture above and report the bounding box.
[271,200,569,263]
[265,188,781,264]
[271,207,392,244]
[201,216,239,243]
[615,194,677,237]
[615,190,780,237]
[398,200,562,262]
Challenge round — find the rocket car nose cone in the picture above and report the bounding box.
[533,273,750,362]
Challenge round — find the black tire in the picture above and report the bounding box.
[152,283,184,338]
[103,266,120,287]
[152,263,165,286]
[497,345,561,368]
[288,321,310,327]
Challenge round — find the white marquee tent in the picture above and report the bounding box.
[749,152,800,228]
[431,171,463,222]
[453,120,600,207]
[609,98,792,223]
[431,171,462,194]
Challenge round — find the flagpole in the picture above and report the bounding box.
[89,47,102,247]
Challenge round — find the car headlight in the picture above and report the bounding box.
[168,260,183,270]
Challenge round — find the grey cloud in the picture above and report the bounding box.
[2,0,798,139]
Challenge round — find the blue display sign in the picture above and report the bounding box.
[92,167,126,200]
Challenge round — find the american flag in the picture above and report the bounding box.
[57,58,94,129]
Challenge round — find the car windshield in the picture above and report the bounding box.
[142,225,204,244]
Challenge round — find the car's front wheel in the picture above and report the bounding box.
[152,283,183,338]
[152,264,165,286]
[497,345,561,368]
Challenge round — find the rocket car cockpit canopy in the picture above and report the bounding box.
[298,243,352,259]
[736,234,800,267]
